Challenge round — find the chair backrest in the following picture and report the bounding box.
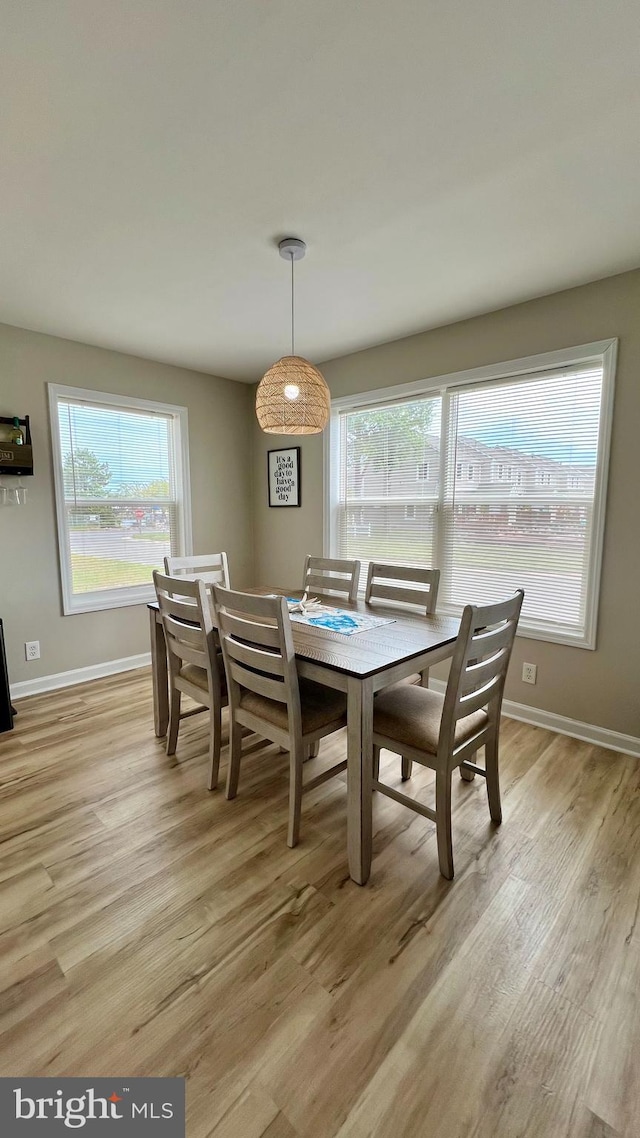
[302,556,361,604]
[365,562,440,614]
[439,590,524,767]
[213,586,303,737]
[153,570,219,682]
[164,552,230,588]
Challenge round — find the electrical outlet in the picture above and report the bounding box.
[25,640,40,661]
[522,662,537,685]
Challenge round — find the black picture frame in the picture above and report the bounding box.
[267,446,301,507]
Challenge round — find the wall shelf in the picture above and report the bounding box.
[0,415,33,476]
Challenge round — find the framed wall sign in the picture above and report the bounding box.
[268,446,301,507]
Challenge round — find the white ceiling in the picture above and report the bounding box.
[2,1,640,383]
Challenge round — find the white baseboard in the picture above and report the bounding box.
[500,700,640,758]
[10,655,639,759]
[10,652,152,700]
[428,679,640,758]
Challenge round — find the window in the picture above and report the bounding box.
[332,394,442,581]
[49,385,191,614]
[416,462,430,480]
[327,340,616,647]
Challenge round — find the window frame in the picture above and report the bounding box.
[325,339,617,649]
[48,384,192,615]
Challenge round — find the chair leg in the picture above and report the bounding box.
[419,667,430,688]
[435,769,454,880]
[373,744,381,781]
[225,716,243,800]
[401,756,413,780]
[287,744,304,848]
[207,702,222,791]
[485,734,502,824]
[305,739,320,761]
[166,688,181,755]
[460,762,476,782]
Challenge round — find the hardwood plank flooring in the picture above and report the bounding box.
[0,668,638,1137]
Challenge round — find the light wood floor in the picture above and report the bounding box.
[1,669,638,1137]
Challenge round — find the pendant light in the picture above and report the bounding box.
[255,238,330,434]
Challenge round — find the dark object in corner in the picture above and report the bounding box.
[0,618,14,732]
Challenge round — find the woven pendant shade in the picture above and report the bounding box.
[256,355,330,435]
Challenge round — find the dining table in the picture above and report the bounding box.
[148,589,460,885]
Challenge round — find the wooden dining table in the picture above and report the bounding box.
[148,589,460,885]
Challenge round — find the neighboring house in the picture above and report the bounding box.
[345,434,595,542]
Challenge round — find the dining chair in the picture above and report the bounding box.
[371,589,524,879]
[302,555,361,604]
[164,551,230,588]
[365,561,440,612]
[366,561,441,689]
[153,570,228,791]
[213,586,349,848]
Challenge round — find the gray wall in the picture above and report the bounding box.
[0,323,254,684]
[3,268,639,740]
[252,269,640,739]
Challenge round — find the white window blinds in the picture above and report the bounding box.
[332,345,614,647]
[442,368,603,637]
[337,396,442,590]
[49,386,190,614]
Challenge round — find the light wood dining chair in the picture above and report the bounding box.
[213,586,349,848]
[153,571,228,791]
[164,552,230,588]
[372,589,524,879]
[366,561,441,693]
[302,556,361,604]
[365,562,440,613]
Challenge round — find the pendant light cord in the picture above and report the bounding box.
[290,252,295,356]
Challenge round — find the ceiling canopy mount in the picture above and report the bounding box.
[278,237,306,262]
